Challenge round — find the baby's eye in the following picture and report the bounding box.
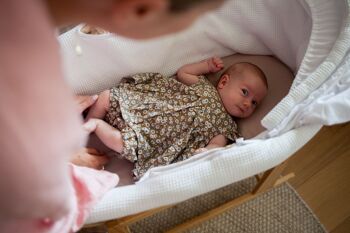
[242,89,248,96]
[252,100,258,107]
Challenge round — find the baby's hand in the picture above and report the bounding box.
[207,57,224,73]
[194,147,208,154]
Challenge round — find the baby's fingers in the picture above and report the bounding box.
[208,57,224,72]
[213,58,224,67]
[194,148,208,154]
[215,62,224,69]
[212,56,223,63]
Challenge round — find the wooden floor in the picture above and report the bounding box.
[282,122,350,233]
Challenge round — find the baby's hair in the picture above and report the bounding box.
[222,62,268,89]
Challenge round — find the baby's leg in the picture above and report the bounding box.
[86,90,110,120]
[84,118,124,153]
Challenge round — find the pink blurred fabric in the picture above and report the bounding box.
[0,0,86,222]
[0,164,119,233]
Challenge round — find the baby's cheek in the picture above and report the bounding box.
[245,109,254,118]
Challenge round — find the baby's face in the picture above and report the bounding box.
[217,69,268,118]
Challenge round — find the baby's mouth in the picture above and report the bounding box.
[238,106,244,113]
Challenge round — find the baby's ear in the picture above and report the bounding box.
[217,74,229,89]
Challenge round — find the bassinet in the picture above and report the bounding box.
[58,0,350,231]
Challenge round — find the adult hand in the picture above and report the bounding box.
[75,95,98,114]
[70,147,110,170]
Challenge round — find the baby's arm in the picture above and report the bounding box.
[195,134,228,154]
[177,57,224,85]
[86,90,110,120]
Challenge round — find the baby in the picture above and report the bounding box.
[84,57,268,178]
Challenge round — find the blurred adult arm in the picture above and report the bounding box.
[0,0,86,220]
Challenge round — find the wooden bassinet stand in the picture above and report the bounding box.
[82,54,297,233]
[84,159,295,233]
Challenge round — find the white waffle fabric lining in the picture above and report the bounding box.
[58,0,350,223]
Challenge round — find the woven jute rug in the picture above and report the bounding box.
[130,178,326,233]
[82,177,327,233]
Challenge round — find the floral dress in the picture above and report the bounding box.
[105,73,239,179]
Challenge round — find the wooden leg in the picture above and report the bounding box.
[165,193,256,233]
[80,223,107,232]
[253,161,289,194]
[274,172,295,187]
[104,205,171,233]
[106,220,131,233]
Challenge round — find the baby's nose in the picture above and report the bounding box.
[243,101,251,108]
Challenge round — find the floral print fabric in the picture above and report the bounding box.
[105,73,239,179]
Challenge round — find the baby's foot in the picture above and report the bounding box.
[83,119,98,133]
[207,57,224,73]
